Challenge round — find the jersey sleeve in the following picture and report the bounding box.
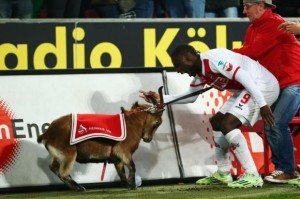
[213,59,267,107]
[215,61,241,80]
[163,76,205,104]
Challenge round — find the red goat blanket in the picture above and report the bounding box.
[70,113,127,145]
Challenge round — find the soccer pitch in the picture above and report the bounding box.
[1,183,300,199]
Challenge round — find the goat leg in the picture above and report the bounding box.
[59,175,86,192]
[114,161,130,188]
[49,158,60,175]
[50,158,85,191]
[127,160,137,190]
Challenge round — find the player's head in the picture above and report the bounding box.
[171,44,201,77]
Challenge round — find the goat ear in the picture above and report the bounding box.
[131,101,139,109]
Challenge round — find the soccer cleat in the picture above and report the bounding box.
[195,171,233,185]
[227,173,263,188]
[288,177,300,186]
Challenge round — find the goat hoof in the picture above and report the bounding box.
[128,184,137,190]
[68,184,86,192]
[75,185,86,192]
[69,181,86,192]
[61,177,86,192]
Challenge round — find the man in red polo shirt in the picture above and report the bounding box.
[233,0,300,183]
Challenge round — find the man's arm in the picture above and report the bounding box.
[278,21,300,35]
[233,19,285,60]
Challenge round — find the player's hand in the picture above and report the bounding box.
[260,105,275,127]
[212,82,226,91]
[139,90,161,104]
[211,77,226,91]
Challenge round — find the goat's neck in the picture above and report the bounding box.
[124,111,147,135]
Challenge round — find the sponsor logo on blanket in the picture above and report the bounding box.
[70,113,126,145]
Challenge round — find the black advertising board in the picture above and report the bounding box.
[0,19,250,73]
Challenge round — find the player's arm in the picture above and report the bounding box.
[234,69,275,126]
[234,69,266,107]
[140,76,205,104]
[163,82,205,104]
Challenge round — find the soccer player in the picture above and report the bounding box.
[140,44,279,188]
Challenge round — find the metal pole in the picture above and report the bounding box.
[161,70,185,178]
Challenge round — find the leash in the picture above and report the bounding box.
[158,86,213,106]
[157,77,227,106]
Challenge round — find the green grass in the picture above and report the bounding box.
[1,183,300,199]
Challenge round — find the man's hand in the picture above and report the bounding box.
[139,90,161,104]
[260,105,275,127]
[278,21,300,34]
[211,77,227,91]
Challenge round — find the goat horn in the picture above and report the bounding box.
[121,107,126,113]
[157,86,166,109]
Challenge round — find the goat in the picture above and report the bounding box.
[37,99,164,191]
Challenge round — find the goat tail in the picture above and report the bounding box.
[37,133,44,144]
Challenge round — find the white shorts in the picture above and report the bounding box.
[219,81,279,126]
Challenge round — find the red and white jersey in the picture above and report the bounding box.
[199,49,266,90]
[164,48,279,108]
[197,48,278,107]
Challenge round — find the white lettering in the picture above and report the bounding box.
[0,124,10,139]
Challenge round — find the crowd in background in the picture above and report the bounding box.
[0,0,299,19]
